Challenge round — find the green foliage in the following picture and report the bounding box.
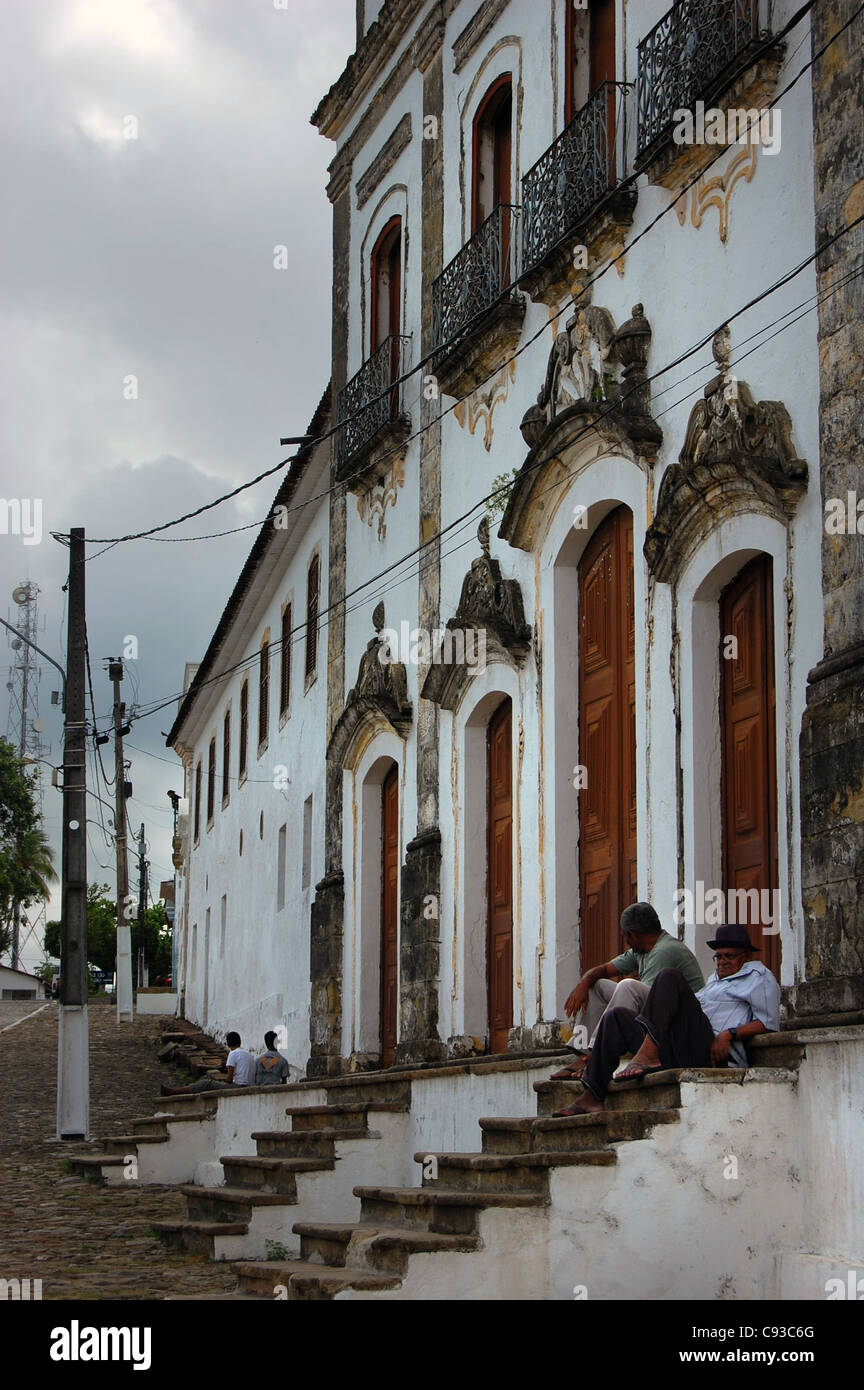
[0,738,57,958]
[485,469,520,522]
[44,884,172,977]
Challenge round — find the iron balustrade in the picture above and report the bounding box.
[521,82,616,276]
[637,0,760,157]
[337,333,411,467]
[432,204,521,359]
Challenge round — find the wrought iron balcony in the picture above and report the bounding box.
[637,0,760,159]
[336,333,411,473]
[521,82,616,277]
[432,203,521,362]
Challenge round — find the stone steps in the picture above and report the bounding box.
[220,1154,333,1194]
[478,1108,678,1153]
[232,1259,401,1300]
[251,1127,368,1159]
[412,1148,615,1192]
[293,1221,483,1274]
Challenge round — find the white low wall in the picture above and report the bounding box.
[136,992,179,1015]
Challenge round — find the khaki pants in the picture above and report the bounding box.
[568,977,650,1051]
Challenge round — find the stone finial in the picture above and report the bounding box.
[372,601,385,633]
[478,516,491,556]
[712,323,732,371]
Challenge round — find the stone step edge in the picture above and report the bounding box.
[291,1222,484,1256]
[220,1155,334,1174]
[411,1150,616,1169]
[231,1260,401,1294]
[250,1128,371,1144]
[180,1185,298,1208]
[354,1185,548,1208]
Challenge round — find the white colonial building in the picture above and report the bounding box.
[160,0,864,1300]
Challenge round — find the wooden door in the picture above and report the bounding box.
[577,506,637,970]
[487,698,513,1053]
[380,765,399,1065]
[720,556,780,978]
[590,0,616,179]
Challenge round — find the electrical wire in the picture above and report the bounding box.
[113,222,862,734]
[51,0,839,555]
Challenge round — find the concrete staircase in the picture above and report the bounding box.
[230,1068,692,1299]
[68,1096,218,1186]
[152,1094,411,1261]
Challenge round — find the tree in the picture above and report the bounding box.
[0,737,57,958]
[45,883,116,974]
[45,885,173,979]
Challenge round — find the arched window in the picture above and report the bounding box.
[193,760,202,843]
[238,679,248,782]
[472,75,513,231]
[206,736,216,825]
[258,637,270,750]
[305,554,320,685]
[564,0,616,155]
[370,216,402,354]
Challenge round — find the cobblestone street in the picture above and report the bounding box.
[0,998,236,1300]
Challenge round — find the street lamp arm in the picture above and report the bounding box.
[0,615,67,703]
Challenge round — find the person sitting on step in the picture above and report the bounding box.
[255,1030,292,1086]
[161,1030,256,1095]
[551,901,705,1082]
[552,923,781,1117]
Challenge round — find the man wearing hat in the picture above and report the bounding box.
[553,923,780,1116]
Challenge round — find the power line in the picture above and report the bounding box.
[117,220,862,733]
[52,0,836,555]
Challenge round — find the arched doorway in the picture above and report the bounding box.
[719,555,780,978]
[577,505,637,969]
[380,763,399,1065]
[487,697,513,1052]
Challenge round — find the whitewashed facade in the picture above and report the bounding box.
[172,0,860,1077]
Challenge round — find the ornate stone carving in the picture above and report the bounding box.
[327,603,412,764]
[674,144,758,244]
[519,301,661,453]
[501,301,662,551]
[355,455,405,540]
[644,325,808,582]
[453,359,515,451]
[421,521,531,710]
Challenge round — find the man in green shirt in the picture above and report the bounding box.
[551,902,704,1080]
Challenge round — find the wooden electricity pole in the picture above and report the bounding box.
[57,527,89,1139]
[110,659,133,1022]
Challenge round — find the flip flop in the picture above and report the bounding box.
[552,1099,599,1117]
[612,1063,665,1083]
[550,1062,587,1080]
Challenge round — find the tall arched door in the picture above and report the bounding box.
[487,698,513,1052]
[720,555,780,978]
[577,506,637,970]
[380,765,399,1065]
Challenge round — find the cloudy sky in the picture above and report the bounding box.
[0,0,356,968]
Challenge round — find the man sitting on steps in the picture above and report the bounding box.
[552,923,781,1116]
[551,901,705,1082]
[161,1030,256,1095]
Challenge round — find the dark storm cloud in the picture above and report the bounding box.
[0,0,356,962]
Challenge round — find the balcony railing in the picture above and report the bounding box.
[337,333,411,468]
[521,82,616,276]
[637,0,760,158]
[432,203,521,359]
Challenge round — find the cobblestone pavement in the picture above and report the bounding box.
[0,998,237,1300]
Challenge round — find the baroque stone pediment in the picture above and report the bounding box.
[421,520,531,710]
[500,303,662,551]
[644,325,808,583]
[327,602,412,765]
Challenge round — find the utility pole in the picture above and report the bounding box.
[137,823,148,989]
[110,659,133,1023]
[57,528,89,1140]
